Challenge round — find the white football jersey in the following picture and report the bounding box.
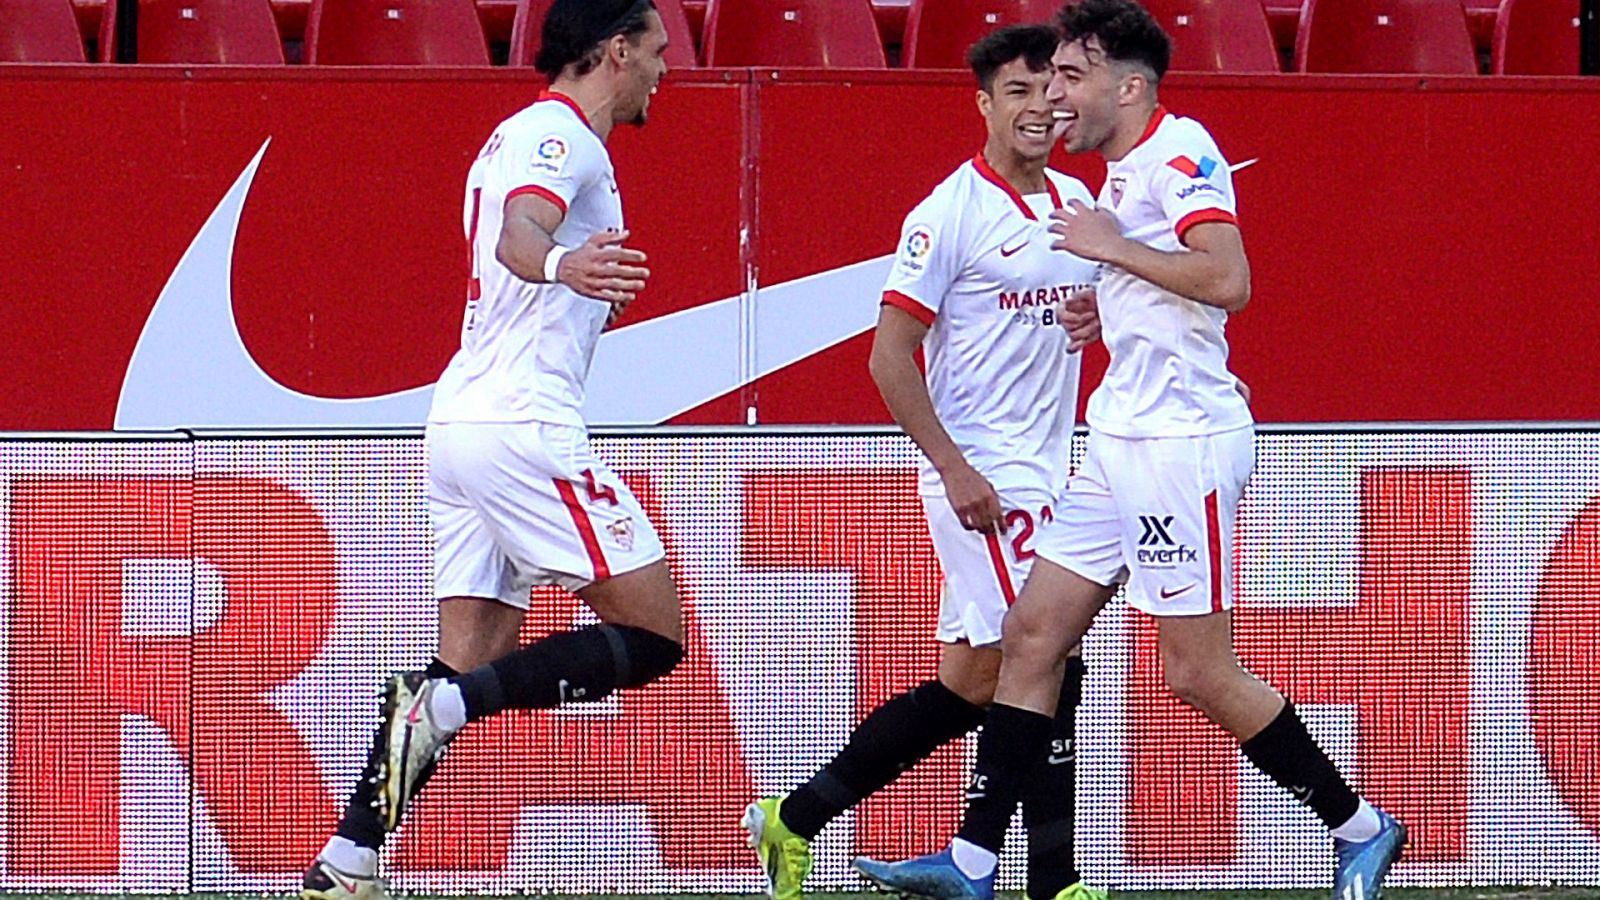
[429,92,623,428]
[882,155,1099,497]
[1087,107,1253,438]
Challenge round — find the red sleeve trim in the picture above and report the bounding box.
[507,184,568,216]
[1175,208,1238,246]
[882,290,936,327]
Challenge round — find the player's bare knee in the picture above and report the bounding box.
[436,596,525,670]
[439,631,520,672]
[941,667,998,707]
[585,560,684,643]
[644,580,685,644]
[999,622,1062,684]
[937,641,1002,706]
[629,576,684,643]
[1164,666,1205,710]
[966,680,998,707]
[1162,656,1231,713]
[1000,598,1053,646]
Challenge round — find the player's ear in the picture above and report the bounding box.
[975,88,992,118]
[1116,69,1145,107]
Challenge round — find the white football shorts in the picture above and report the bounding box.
[426,421,665,608]
[924,487,1057,647]
[1037,426,1255,616]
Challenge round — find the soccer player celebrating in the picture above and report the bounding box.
[852,3,1407,900]
[301,3,679,898]
[743,25,1106,900]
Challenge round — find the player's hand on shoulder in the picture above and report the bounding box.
[1051,200,1123,263]
[557,229,651,307]
[1060,287,1100,352]
[943,462,1004,535]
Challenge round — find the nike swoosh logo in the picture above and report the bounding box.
[329,870,359,894]
[1047,754,1074,765]
[1159,584,1196,599]
[1230,158,1259,174]
[1000,241,1027,257]
[116,139,888,429]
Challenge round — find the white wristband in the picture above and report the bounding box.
[543,245,571,284]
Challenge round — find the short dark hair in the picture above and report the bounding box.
[535,0,657,79]
[1055,0,1172,82]
[967,24,1060,91]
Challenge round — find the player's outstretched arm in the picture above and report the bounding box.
[1051,201,1250,312]
[869,305,1004,535]
[498,195,650,306]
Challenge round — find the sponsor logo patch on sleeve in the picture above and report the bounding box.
[897,225,933,272]
[1167,155,1218,179]
[1175,182,1223,200]
[531,134,570,174]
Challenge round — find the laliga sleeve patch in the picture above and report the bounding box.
[896,224,934,273]
[530,134,571,175]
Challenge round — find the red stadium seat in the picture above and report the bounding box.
[1262,0,1301,52]
[509,0,698,69]
[306,0,489,64]
[901,0,1058,69]
[85,0,122,61]
[1296,0,1478,73]
[0,0,87,61]
[1146,0,1281,71]
[1461,0,1499,52]
[1493,0,1581,74]
[702,0,886,67]
[139,0,286,64]
[875,0,910,45]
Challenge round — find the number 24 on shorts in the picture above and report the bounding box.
[1006,505,1052,560]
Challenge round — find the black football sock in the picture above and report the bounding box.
[1023,657,1087,898]
[956,703,1053,855]
[334,656,458,850]
[1241,700,1361,828]
[779,679,986,840]
[453,624,682,720]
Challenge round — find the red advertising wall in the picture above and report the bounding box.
[2,68,1598,429]
[2,429,1597,892]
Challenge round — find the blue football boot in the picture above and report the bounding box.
[852,847,995,900]
[1333,808,1408,900]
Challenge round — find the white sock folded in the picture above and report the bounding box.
[950,837,998,879]
[319,835,377,878]
[428,680,468,733]
[1329,798,1382,842]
